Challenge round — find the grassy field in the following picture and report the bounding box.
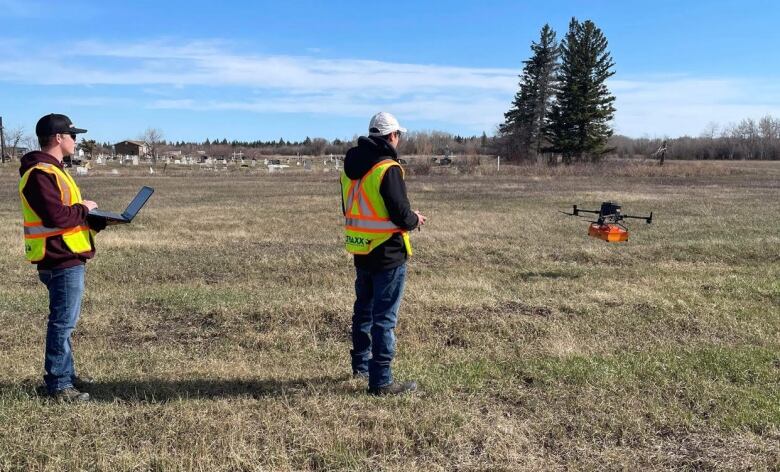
[0,159,778,471]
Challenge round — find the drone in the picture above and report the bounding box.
[560,201,653,242]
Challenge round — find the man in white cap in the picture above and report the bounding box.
[340,112,426,395]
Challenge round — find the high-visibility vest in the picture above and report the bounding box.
[19,163,94,262]
[340,159,412,256]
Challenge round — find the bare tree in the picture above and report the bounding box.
[700,122,719,140]
[308,138,328,156]
[23,135,39,152]
[3,125,26,160]
[140,128,164,163]
[609,114,780,161]
[758,115,780,140]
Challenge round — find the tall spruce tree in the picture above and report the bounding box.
[500,24,558,161]
[545,18,615,163]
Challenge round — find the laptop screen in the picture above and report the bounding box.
[122,186,155,220]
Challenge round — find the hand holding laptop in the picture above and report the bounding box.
[88,186,154,225]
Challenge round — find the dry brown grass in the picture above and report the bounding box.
[0,159,778,471]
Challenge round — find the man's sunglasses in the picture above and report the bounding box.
[57,132,77,139]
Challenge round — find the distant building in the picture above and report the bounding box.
[114,140,148,156]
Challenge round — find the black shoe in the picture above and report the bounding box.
[72,375,95,389]
[352,371,369,381]
[52,387,90,403]
[368,381,417,396]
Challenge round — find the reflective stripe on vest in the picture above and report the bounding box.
[341,159,412,256]
[19,162,93,262]
[344,217,400,232]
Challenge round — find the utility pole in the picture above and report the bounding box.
[0,116,6,164]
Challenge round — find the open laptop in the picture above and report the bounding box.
[88,186,154,224]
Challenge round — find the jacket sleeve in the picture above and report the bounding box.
[22,170,89,228]
[379,166,419,231]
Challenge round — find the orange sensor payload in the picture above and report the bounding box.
[561,202,653,242]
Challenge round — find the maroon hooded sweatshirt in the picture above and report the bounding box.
[19,151,94,270]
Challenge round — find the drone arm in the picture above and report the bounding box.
[623,213,653,224]
[575,208,601,215]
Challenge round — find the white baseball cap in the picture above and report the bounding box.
[368,112,407,136]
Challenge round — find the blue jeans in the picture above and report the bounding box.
[351,264,407,389]
[38,265,85,393]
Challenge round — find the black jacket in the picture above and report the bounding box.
[342,136,419,271]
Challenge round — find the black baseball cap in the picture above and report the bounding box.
[35,113,87,137]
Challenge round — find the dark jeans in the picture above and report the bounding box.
[351,264,407,388]
[38,264,85,393]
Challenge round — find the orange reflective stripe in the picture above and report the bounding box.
[367,159,397,175]
[345,217,400,230]
[345,180,358,215]
[57,172,71,205]
[347,176,376,217]
[348,214,392,222]
[23,221,43,227]
[347,179,367,216]
[359,187,378,217]
[346,226,404,234]
[63,225,90,234]
[24,224,61,235]
[344,160,399,219]
[24,228,67,239]
[23,224,89,239]
[33,164,71,205]
[357,190,372,215]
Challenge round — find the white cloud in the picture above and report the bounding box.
[2,38,779,136]
[1,39,517,93]
[612,76,780,137]
[0,38,517,130]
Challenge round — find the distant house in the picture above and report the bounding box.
[114,140,148,156]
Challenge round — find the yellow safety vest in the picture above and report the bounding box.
[19,163,94,262]
[341,159,412,256]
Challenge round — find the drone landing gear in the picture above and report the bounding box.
[588,223,629,242]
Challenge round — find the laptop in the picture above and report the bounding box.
[88,186,154,224]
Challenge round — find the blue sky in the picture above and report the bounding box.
[1,0,779,143]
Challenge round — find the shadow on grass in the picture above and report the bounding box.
[1,374,355,403]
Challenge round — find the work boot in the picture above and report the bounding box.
[72,375,95,389]
[52,387,90,403]
[368,381,417,396]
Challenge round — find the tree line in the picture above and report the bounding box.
[90,131,493,159]
[162,131,491,157]
[610,115,780,161]
[1,126,494,161]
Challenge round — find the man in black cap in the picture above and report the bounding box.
[19,113,104,402]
